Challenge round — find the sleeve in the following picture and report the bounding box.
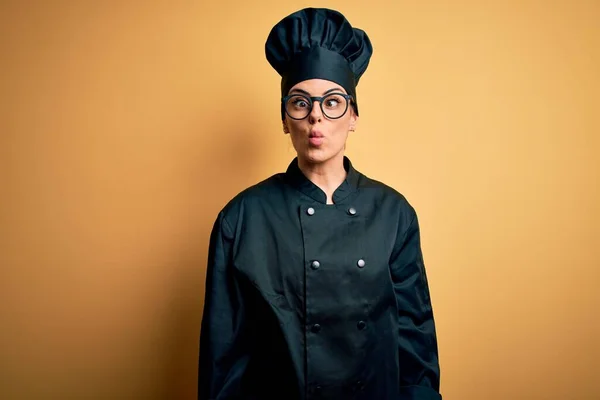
[389,206,442,400]
[198,211,251,400]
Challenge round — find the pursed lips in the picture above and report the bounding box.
[308,130,325,146]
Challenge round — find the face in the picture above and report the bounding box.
[283,79,358,166]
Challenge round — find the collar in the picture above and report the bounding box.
[284,156,361,204]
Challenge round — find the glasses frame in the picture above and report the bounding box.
[281,93,354,120]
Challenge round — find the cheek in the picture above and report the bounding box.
[287,123,307,146]
[332,120,351,139]
[287,121,302,135]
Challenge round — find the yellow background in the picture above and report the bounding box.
[1,1,599,399]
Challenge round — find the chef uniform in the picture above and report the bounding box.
[198,8,442,400]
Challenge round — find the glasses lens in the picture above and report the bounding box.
[321,93,349,119]
[285,95,311,119]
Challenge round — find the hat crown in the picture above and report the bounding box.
[265,7,372,82]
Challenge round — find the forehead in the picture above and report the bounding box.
[288,78,346,95]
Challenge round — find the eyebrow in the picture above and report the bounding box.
[289,87,345,96]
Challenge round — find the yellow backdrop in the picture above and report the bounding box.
[1,1,599,399]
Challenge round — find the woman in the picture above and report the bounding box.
[198,7,441,400]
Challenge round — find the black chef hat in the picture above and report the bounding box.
[265,8,373,119]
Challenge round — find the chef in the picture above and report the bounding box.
[198,7,442,400]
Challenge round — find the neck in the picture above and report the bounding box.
[298,153,347,204]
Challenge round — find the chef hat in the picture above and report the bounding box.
[265,7,373,118]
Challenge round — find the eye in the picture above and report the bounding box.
[289,96,310,109]
[323,95,344,109]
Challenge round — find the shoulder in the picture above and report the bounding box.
[217,173,286,228]
[356,173,425,245]
[357,172,417,218]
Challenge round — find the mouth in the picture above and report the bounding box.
[308,131,324,146]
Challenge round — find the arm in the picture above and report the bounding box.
[198,211,250,400]
[389,206,442,400]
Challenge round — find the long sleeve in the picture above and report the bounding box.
[198,211,250,400]
[389,206,442,400]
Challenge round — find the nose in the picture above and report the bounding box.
[308,100,323,123]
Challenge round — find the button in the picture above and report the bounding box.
[357,321,367,330]
[311,324,321,333]
[311,260,320,270]
[357,259,366,268]
[347,207,357,215]
[307,207,315,216]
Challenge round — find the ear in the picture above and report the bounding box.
[349,112,359,132]
[282,120,290,134]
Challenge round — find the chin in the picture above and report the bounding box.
[299,146,341,165]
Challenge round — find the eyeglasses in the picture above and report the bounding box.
[281,93,354,120]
